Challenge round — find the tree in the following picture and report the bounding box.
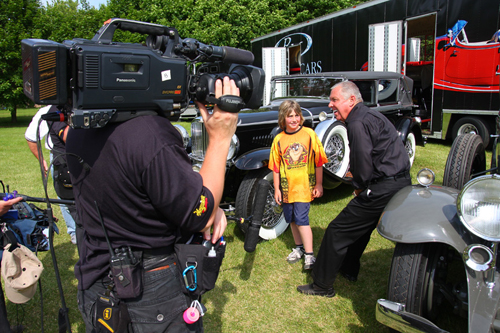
[0,0,41,122]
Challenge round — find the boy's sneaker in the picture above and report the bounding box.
[286,248,303,263]
[70,233,77,245]
[304,254,316,270]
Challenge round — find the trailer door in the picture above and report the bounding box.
[262,47,287,105]
[368,21,403,73]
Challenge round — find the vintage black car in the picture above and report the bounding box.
[177,71,423,240]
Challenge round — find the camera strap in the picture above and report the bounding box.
[206,95,245,113]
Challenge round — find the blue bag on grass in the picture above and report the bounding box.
[0,201,58,261]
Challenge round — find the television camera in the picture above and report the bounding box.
[21,18,265,128]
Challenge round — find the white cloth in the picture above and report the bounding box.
[24,105,53,149]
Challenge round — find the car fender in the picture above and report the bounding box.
[234,148,271,170]
[394,116,423,144]
[377,185,469,253]
[314,119,339,140]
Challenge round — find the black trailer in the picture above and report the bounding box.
[251,0,500,146]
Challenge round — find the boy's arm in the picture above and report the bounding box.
[312,166,324,198]
[273,171,282,205]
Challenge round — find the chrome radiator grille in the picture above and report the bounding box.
[190,120,208,160]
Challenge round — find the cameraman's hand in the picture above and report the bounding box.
[203,207,227,244]
[195,76,239,142]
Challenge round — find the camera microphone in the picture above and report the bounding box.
[219,46,254,65]
[185,40,255,65]
[41,112,66,122]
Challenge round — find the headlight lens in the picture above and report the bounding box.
[319,111,328,122]
[457,175,500,241]
[417,168,435,186]
[227,135,240,161]
[174,124,190,149]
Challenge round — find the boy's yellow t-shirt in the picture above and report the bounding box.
[268,126,328,203]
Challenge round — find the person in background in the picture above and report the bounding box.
[25,105,78,245]
[269,100,328,270]
[297,81,411,297]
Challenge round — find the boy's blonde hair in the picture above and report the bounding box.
[278,100,304,130]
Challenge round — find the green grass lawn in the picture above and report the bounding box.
[0,108,491,332]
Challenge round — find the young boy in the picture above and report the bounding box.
[268,100,328,270]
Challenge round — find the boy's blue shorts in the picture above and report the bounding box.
[282,202,310,226]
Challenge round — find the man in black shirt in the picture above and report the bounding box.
[66,77,239,332]
[298,81,411,297]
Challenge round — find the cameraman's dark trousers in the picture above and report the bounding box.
[77,250,203,333]
[312,173,411,288]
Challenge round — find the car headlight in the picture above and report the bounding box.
[319,111,329,122]
[227,134,240,161]
[416,168,435,186]
[174,124,190,149]
[457,175,500,242]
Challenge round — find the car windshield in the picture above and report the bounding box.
[271,77,343,100]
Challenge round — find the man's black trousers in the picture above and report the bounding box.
[312,174,411,289]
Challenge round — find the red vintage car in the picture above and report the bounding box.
[434,20,500,92]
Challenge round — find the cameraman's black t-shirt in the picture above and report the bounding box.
[47,118,68,167]
[66,115,213,290]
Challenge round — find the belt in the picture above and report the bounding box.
[370,170,410,184]
[142,244,175,256]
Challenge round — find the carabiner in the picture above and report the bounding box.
[182,265,197,291]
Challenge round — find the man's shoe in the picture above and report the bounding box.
[339,270,357,282]
[303,255,316,270]
[70,233,77,245]
[297,283,335,297]
[286,248,303,264]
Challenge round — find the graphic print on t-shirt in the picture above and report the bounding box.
[284,142,307,169]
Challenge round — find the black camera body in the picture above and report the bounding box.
[21,19,265,128]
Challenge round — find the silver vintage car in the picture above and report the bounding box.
[376,112,500,332]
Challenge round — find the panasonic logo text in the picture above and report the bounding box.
[116,78,136,83]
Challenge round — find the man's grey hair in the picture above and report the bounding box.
[332,81,363,104]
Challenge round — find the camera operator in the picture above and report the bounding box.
[66,77,238,332]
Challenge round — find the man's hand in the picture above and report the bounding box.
[0,197,23,216]
[195,76,239,144]
[203,207,227,244]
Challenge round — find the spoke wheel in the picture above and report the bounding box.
[405,131,416,167]
[235,168,288,240]
[321,122,350,178]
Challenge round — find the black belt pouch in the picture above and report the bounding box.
[110,250,143,299]
[175,241,226,298]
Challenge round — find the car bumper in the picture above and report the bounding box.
[376,299,449,333]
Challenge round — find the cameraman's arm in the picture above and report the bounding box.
[195,77,239,241]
